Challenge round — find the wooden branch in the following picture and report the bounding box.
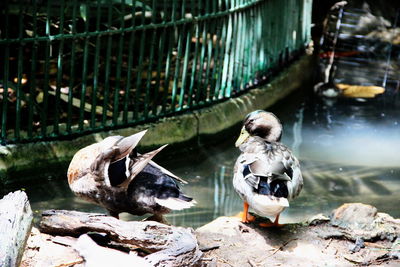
[39,209,202,266]
[0,191,33,267]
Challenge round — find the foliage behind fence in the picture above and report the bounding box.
[0,0,312,144]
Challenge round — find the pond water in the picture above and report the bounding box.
[7,88,400,229]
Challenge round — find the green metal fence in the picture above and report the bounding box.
[0,0,312,144]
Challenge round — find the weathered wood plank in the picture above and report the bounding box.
[0,191,33,267]
[39,209,202,266]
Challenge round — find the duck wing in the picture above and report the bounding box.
[117,144,168,189]
[148,160,188,184]
[90,130,148,177]
[241,143,303,200]
[90,130,164,189]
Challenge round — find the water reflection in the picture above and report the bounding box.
[4,89,400,228]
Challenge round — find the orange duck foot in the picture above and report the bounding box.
[235,211,256,223]
[234,202,256,223]
[259,214,283,228]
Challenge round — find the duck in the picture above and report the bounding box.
[233,110,303,227]
[67,130,195,222]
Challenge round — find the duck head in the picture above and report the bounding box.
[235,110,282,147]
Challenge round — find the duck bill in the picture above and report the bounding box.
[235,127,250,147]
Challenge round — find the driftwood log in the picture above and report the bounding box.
[39,210,202,266]
[0,191,33,267]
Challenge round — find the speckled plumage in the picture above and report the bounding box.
[233,110,303,225]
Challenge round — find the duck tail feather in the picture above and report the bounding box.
[117,144,168,189]
[113,130,148,162]
[148,160,188,184]
[155,197,196,210]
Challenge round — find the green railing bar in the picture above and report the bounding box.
[67,0,78,133]
[226,12,237,96]
[133,30,146,120]
[113,0,126,124]
[133,0,148,120]
[102,3,113,126]
[176,0,190,110]
[202,0,214,102]
[1,1,10,143]
[221,13,232,98]
[187,20,200,106]
[0,0,267,45]
[54,0,66,135]
[211,17,222,99]
[90,0,102,129]
[79,0,90,131]
[143,0,158,119]
[178,28,192,110]
[40,0,51,138]
[27,1,38,139]
[123,1,137,123]
[152,27,166,116]
[14,1,24,141]
[247,8,256,84]
[195,22,207,104]
[203,21,215,102]
[232,11,243,92]
[214,16,228,99]
[161,28,174,114]
[170,24,185,111]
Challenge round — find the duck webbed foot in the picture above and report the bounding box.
[259,214,283,228]
[235,202,256,223]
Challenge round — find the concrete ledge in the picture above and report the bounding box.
[0,54,315,185]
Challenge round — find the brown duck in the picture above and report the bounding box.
[67,130,195,221]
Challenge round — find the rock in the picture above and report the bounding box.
[195,203,400,267]
[331,203,377,229]
[330,203,400,241]
[0,191,33,267]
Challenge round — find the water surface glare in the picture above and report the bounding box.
[11,90,400,228]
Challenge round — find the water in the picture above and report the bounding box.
[5,89,400,228]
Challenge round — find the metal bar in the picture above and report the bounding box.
[28,1,38,139]
[41,0,52,138]
[195,21,208,104]
[152,24,167,116]
[143,0,158,118]
[79,0,90,131]
[113,0,126,125]
[90,0,102,129]
[178,27,192,110]
[1,0,10,143]
[171,23,184,111]
[123,0,137,123]
[132,0,149,120]
[14,0,24,141]
[210,17,222,100]
[67,0,78,133]
[161,27,175,114]
[54,0,66,135]
[102,3,113,126]
[187,19,201,106]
